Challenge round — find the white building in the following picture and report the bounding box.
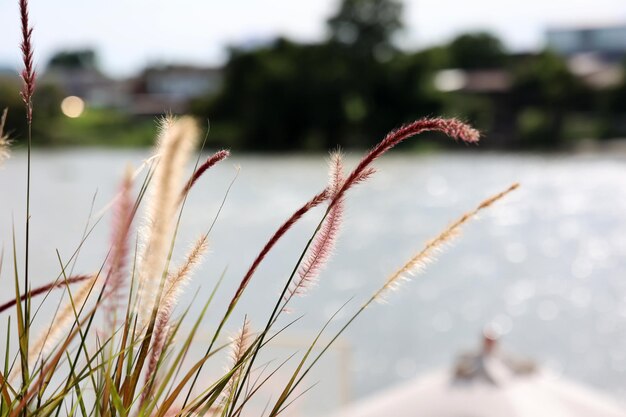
[547,24,626,58]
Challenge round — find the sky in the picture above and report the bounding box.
[0,0,625,77]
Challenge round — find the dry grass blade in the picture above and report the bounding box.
[0,274,91,314]
[27,275,99,370]
[0,108,9,164]
[373,183,519,302]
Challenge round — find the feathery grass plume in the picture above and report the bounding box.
[143,234,209,400]
[104,166,134,327]
[332,118,479,208]
[287,152,345,301]
[372,183,519,303]
[180,149,230,201]
[0,274,91,313]
[137,116,199,324]
[24,275,99,374]
[214,319,251,415]
[92,154,160,220]
[19,0,35,122]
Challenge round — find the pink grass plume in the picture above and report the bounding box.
[19,0,35,122]
[0,275,91,314]
[180,149,230,200]
[230,118,477,310]
[104,167,135,325]
[286,152,345,301]
[332,118,479,208]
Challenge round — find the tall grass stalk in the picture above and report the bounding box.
[18,0,36,392]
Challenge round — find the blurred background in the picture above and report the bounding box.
[0,0,625,149]
[2,0,626,416]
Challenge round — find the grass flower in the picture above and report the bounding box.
[332,118,479,209]
[287,152,345,301]
[104,166,135,326]
[180,149,230,201]
[372,183,519,303]
[137,116,199,325]
[19,0,35,122]
[144,234,209,400]
[215,319,252,415]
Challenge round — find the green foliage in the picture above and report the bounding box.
[188,0,612,152]
[193,38,445,151]
[327,0,403,60]
[0,80,64,145]
[448,32,508,69]
[0,80,154,147]
[513,51,582,107]
[599,59,626,138]
[47,50,99,71]
[511,51,589,147]
[52,109,157,147]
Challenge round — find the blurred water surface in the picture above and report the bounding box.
[1,150,626,414]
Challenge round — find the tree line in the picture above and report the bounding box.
[190,0,626,151]
[1,0,625,150]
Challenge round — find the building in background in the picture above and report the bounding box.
[546,23,626,60]
[37,50,224,117]
[130,65,223,116]
[546,24,625,90]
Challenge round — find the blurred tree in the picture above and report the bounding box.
[0,80,24,132]
[192,36,444,151]
[0,79,64,145]
[198,39,354,151]
[448,32,507,69]
[600,58,626,138]
[192,0,607,152]
[194,0,450,151]
[327,0,403,60]
[511,51,587,147]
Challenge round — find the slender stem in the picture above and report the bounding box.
[23,111,32,391]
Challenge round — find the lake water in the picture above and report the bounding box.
[1,149,626,414]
